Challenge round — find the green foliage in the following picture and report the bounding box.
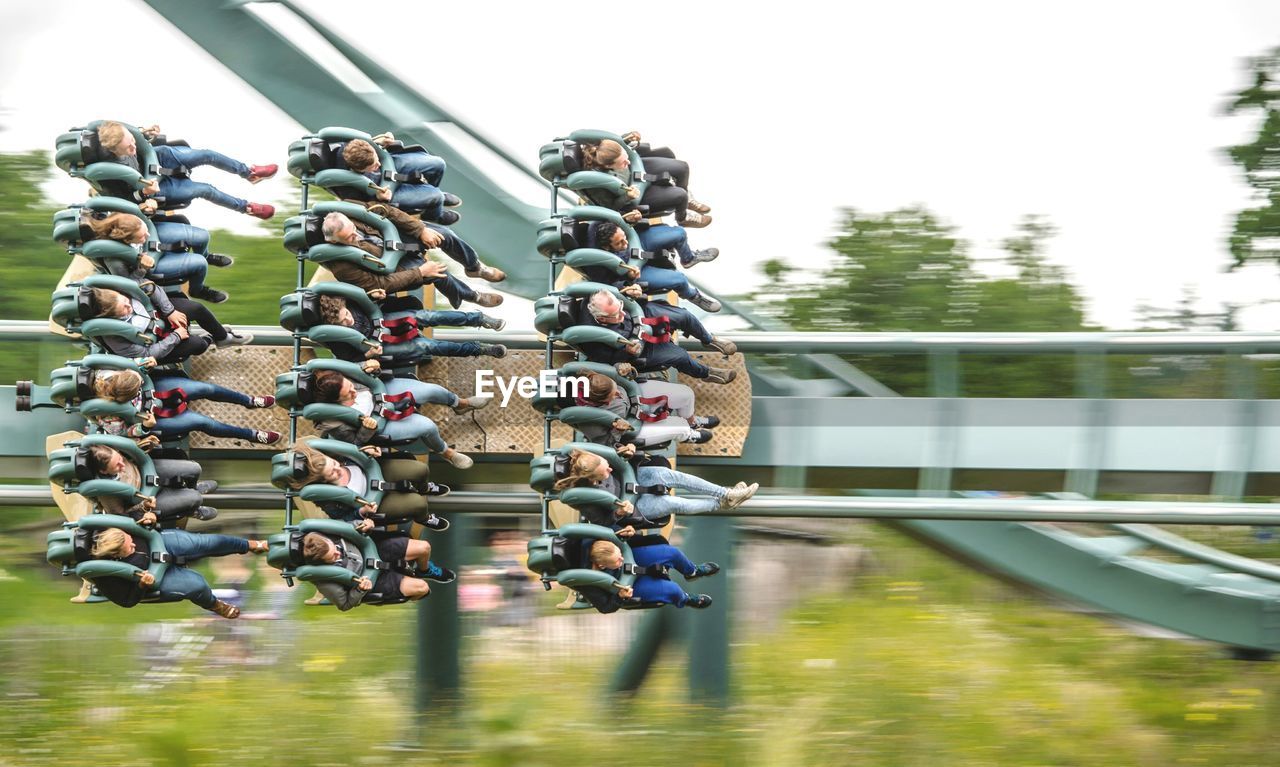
[751,207,1094,396]
[1225,46,1280,267]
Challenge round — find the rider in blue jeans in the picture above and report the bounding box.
[341,138,454,224]
[88,526,267,618]
[585,538,717,610]
[585,221,721,312]
[95,121,276,219]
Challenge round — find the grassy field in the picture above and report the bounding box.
[2,523,1278,766]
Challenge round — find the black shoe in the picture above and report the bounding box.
[423,482,451,498]
[192,506,218,521]
[420,513,450,531]
[195,480,218,494]
[690,415,720,429]
[686,594,713,609]
[191,287,229,304]
[686,562,720,581]
[422,562,456,583]
[205,253,234,268]
[684,428,714,444]
[435,210,461,226]
[479,315,506,331]
[442,193,462,208]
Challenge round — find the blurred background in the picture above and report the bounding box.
[5,1,1280,765]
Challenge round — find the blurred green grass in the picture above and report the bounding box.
[2,524,1278,766]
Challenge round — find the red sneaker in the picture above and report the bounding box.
[245,202,275,220]
[246,164,278,184]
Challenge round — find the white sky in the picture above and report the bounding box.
[4,0,1280,330]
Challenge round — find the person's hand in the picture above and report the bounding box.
[417,261,447,280]
[623,264,641,279]
[371,132,395,146]
[139,510,158,527]
[141,124,161,139]
[617,585,634,599]
[616,525,636,538]
[136,435,161,451]
[614,362,635,378]
[139,254,155,270]
[137,571,156,587]
[168,310,188,329]
[355,576,374,591]
[623,185,640,201]
[621,131,641,145]
[374,186,392,201]
[621,284,643,299]
[140,412,157,428]
[360,445,382,457]
[614,499,635,518]
[622,210,642,224]
[139,199,158,215]
[612,419,632,432]
[616,443,636,459]
[623,339,643,356]
[141,178,160,197]
[367,289,387,301]
[141,496,158,510]
[360,416,378,430]
[140,356,158,369]
[355,518,376,534]
[173,325,190,340]
[419,228,445,248]
[362,359,381,373]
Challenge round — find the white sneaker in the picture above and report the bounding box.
[722,482,758,509]
[453,395,492,415]
[443,449,474,469]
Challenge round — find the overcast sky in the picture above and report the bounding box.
[5,1,1280,330]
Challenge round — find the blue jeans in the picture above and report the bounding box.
[389,182,445,221]
[646,301,713,344]
[638,225,695,266]
[151,375,253,407]
[154,221,211,256]
[425,223,480,270]
[379,379,458,452]
[154,145,251,177]
[389,309,486,328]
[397,255,477,308]
[634,466,725,519]
[633,543,697,577]
[390,151,446,187]
[384,309,487,360]
[157,530,249,609]
[157,411,254,441]
[149,251,209,292]
[159,176,246,212]
[639,342,708,378]
[639,264,696,299]
[631,575,688,606]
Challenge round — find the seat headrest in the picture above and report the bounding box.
[72,527,96,564]
[270,451,310,489]
[556,295,578,331]
[550,536,576,572]
[73,446,97,483]
[286,529,308,567]
[76,286,98,320]
[298,292,322,328]
[78,129,109,165]
[553,452,570,480]
[307,140,347,172]
[303,216,326,247]
[78,212,95,245]
[76,368,95,403]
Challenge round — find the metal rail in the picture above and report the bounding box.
[13,486,1280,525]
[9,322,1280,354]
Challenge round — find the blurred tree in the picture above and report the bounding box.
[0,151,73,321]
[1225,46,1280,267]
[751,208,1093,396]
